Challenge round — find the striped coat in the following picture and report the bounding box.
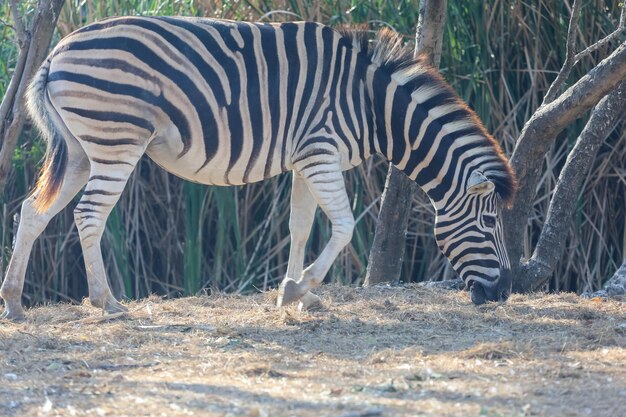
[0,17,516,320]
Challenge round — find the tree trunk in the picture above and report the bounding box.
[364,166,416,285]
[517,80,626,291]
[364,0,447,286]
[505,40,626,292]
[0,0,65,196]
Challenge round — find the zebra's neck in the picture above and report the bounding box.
[366,66,500,211]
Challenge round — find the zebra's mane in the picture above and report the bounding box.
[337,27,517,207]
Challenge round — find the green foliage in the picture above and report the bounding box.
[1,0,624,305]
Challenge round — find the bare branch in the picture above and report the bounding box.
[0,43,29,145]
[574,3,626,62]
[0,0,66,195]
[0,0,32,147]
[544,2,626,106]
[516,40,626,153]
[0,18,16,31]
[542,0,582,105]
[8,0,28,48]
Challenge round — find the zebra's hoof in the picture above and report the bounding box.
[298,292,324,312]
[0,304,26,322]
[104,298,128,315]
[277,279,305,307]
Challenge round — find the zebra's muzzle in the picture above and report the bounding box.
[469,269,511,305]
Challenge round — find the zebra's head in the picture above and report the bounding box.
[433,170,513,305]
[347,26,518,303]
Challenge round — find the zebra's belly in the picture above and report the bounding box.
[145,133,286,186]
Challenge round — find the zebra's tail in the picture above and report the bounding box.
[27,57,68,213]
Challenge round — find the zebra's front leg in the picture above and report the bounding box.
[277,173,322,310]
[74,162,139,314]
[277,162,354,306]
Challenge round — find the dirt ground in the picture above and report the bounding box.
[1,285,625,417]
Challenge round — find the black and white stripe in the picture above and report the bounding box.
[0,17,517,320]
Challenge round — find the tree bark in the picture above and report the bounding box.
[364,0,447,286]
[414,0,447,68]
[603,259,626,296]
[364,166,415,285]
[0,0,65,196]
[504,40,626,292]
[517,80,626,291]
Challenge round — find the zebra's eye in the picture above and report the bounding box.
[483,215,496,228]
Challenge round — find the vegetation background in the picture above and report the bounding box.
[0,0,624,306]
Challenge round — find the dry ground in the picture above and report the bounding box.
[1,285,625,417]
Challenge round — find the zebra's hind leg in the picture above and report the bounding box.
[277,160,355,306]
[1,151,89,321]
[73,155,143,314]
[277,172,323,311]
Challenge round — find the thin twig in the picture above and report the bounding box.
[0,18,16,31]
[0,0,31,139]
[544,1,626,105]
[8,0,28,48]
[575,3,626,62]
[543,0,582,105]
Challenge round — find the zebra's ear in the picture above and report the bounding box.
[467,171,495,194]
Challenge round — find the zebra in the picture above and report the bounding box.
[0,17,516,320]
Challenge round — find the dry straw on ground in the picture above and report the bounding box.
[1,285,625,417]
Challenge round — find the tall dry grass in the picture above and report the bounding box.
[0,0,624,306]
